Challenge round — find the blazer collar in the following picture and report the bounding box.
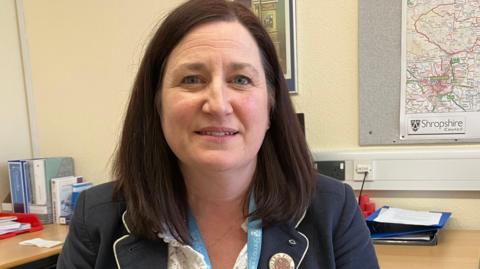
[113,211,168,269]
[114,210,309,269]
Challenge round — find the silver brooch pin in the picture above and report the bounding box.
[269,253,295,269]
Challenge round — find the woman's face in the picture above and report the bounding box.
[158,21,270,174]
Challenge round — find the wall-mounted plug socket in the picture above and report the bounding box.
[315,161,345,181]
[353,160,374,181]
[356,164,372,173]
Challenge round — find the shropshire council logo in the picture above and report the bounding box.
[410,120,421,132]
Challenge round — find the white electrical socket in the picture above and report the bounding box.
[353,160,374,181]
[356,164,372,173]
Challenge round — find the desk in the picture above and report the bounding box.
[1,226,478,268]
[375,230,480,269]
[0,224,68,269]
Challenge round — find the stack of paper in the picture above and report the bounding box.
[0,216,31,235]
[366,206,451,245]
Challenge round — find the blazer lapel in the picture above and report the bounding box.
[113,211,309,269]
[114,234,168,269]
[258,223,309,269]
[113,210,168,269]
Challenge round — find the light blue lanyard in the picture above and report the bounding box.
[246,193,262,269]
[187,193,263,269]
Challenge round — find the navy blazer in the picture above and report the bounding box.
[57,175,379,268]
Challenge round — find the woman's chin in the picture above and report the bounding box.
[197,158,241,172]
[187,155,255,173]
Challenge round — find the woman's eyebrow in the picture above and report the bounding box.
[172,62,208,74]
[228,62,260,76]
[171,62,260,76]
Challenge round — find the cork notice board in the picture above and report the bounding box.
[358,0,480,145]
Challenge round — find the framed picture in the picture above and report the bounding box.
[233,0,298,93]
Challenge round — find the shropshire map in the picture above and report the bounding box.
[405,0,480,113]
[401,0,480,139]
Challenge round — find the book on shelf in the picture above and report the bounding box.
[51,176,83,224]
[5,157,75,224]
[31,157,75,224]
[30,159,47,205]
[71,182,93,210]
[7,160,31,213]
[59,181,93,224]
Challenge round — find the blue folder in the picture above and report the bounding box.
[366,206,451,239]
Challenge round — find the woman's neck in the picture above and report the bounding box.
[180,163,254,269]
[181,162,256,219]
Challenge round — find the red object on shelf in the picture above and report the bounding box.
[0,212,44,240]
[358,195,376,218]
[359,194,370,206]
[364,202,376,212]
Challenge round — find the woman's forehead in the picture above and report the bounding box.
[167,21,261,64]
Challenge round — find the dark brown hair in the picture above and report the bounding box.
[113,0,316,243]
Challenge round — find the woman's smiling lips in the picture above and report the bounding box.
[195,127,239,138]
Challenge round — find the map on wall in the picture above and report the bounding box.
[400,0,480,140]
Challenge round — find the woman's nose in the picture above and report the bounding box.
[201,80,233,116]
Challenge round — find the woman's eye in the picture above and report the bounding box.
[181,75,202,85]
[232,75,252,86]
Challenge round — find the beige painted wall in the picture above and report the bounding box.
[21,0,480,229]
[0,0,32,202]
[22,0,184,182]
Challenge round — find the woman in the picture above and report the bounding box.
[58,0,379,268]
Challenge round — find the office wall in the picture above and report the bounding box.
[22,0,184,183]
[21,0,480,229]
[0,0,32,202]
[293,1,480,229]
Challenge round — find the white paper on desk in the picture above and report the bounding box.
[19,238,62,248]
[373,207,442,226]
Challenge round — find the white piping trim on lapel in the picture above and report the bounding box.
[294,209,308,268]
[295,209,307,228]
[113,211,131,269]
[296,231,309,269]
[121,210,131,233]
[113,234,130,269]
